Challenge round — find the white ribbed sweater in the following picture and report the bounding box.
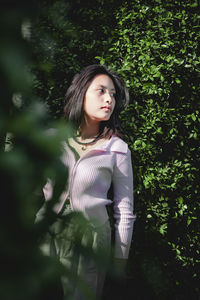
[42,136,136,259]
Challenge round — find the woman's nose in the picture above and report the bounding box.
[105,92,112,103]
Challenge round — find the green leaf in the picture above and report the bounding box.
[178,197,183,205]
[191,114,196,121]
[159,224,167,235]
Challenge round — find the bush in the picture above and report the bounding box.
[0,2,99,299]
[96,1,200,298]
[30,0,200,298]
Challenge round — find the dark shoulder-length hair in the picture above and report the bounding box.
[63,64,129,137]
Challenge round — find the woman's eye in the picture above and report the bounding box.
[98,89,104,94]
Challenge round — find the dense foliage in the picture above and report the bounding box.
[102,2,200,298]
[31,1,200,299]
[31,0,125,118]
[0,2,102,300]
[1,0,199,299]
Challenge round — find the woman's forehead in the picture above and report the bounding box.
[89,74,115,90]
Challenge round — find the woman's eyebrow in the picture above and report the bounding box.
[97,84,116,91]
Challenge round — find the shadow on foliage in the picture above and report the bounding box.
[0,2,110,300]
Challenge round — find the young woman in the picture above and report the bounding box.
[38,64,136,300]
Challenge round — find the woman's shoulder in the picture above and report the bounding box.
[108,135,129,154]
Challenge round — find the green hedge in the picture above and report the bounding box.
[0,3,98,299]
[31,0,200,299]
[96,1,200,298]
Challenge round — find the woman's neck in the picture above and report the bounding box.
[79,121,100,140]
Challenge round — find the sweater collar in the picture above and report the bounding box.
[96,136,128,153]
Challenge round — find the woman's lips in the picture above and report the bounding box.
[101,106,112,111]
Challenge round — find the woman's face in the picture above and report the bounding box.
[83,74,116,124]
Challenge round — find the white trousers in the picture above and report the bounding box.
[40,210,111,300]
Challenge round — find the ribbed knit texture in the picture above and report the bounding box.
[42,136,136,259]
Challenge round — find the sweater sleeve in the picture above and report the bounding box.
[113,148,136,259]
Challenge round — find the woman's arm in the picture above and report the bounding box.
[113,148,136,259]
